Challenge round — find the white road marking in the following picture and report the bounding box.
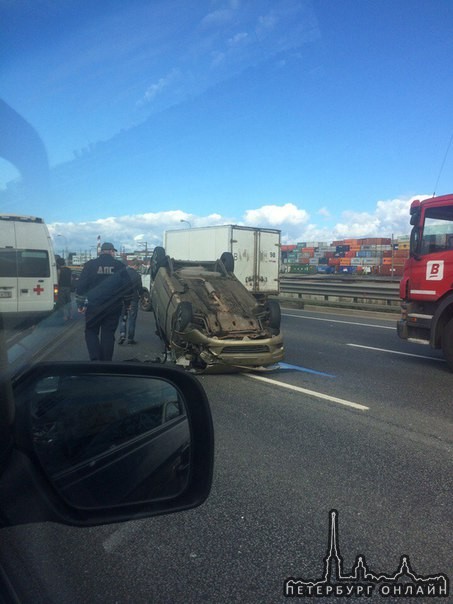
[282,313,394,330]
[245,374,369,411]
[347,343,445,361]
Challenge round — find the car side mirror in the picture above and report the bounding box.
[0,362,214,526]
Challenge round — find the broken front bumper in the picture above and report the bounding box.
[176,328,285,368]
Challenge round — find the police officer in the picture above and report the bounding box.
[76,242,133,361]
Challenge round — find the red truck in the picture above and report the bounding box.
[398,193,453,369]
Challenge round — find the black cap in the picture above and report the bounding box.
[101,242,117,251]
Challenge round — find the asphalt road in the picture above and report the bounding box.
[1,306,452,603]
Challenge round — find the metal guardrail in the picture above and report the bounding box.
[278,275,401,311]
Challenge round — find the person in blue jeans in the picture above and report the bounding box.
[118,260,144,345]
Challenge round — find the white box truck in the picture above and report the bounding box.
[0,214,58,320]
[140,225,281,312]
[164,225,281,295]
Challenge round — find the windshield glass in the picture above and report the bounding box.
[419,206,453,255]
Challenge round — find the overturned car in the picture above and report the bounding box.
[148,248,284,372]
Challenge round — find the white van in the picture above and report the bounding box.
[0,215,58,319]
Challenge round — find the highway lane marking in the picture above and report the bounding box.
[283,313,395,330]
[347,343,445,362]
[245,374,369,411]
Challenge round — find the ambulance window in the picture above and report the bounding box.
[18,250,50,278]
[0,251,18,277]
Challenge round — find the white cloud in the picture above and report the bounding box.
[243,203,310,226]
[138,69,180,106]
[200,9,234,29]
[332,195,431,240]
[48,210,231,253]
[49,195,427,255]
[228,32,248,46]
[256,13,277,35]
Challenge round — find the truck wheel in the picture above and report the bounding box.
[220,252,234,273]
[151,246,167,280]
[140,290,152,312]
[442,318,453,371]
[172,301,193,332]
[266,299,281,330]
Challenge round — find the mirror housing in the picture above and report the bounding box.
[409,199,421,225]
[0,362,214,526]
[409,225,422,260]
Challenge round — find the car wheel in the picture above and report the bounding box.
[442,317,453,371]
[140,290,152,312]
[266,299,281,330]
[151,246,167,280]
[172,301,193,332]
[220,252,234,273]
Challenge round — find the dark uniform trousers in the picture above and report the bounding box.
[85,303,122,361]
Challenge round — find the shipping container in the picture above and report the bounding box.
[317,265,335,273]
[289,264,317,274]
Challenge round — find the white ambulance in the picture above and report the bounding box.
[0,214,58,319]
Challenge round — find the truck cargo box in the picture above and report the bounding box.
[164,225,280,296]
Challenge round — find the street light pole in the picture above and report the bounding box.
[56,234,68,260]
[180,219,192,228]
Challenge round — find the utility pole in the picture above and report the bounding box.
[137,242,150,262]
[391,233,394,281]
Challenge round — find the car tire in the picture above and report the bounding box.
[266,299,281,330]
[172,301,193,332]
[220,252,234,273]
[151,246,167,280]
[442,317,453,371]
[140,289,152,312]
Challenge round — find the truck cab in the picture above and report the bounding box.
[398,194,453,368]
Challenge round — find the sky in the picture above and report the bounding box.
[1,0,453,253]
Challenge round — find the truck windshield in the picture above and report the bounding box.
[419,207,453,255]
